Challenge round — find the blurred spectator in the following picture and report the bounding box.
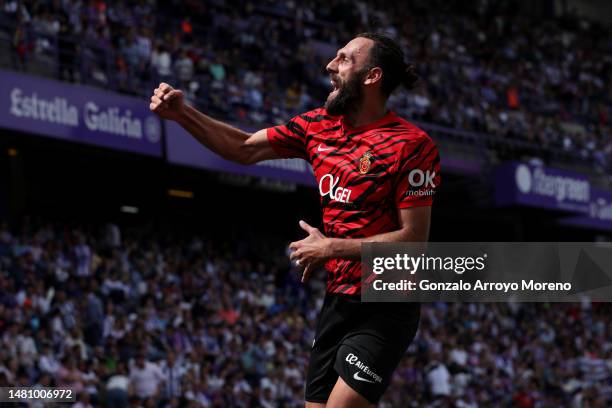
[151,44,173,83]
[426,358,451,397]
[106,361,129,408]
[160,350,185,400]
[11,23,30,71]
[57,356,85,394]
[174,50,194,88]
[128,351,165,400]
[57,17,77,82]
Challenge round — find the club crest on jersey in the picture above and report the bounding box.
[359,151,372,174]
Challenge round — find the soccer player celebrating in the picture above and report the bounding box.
[150,32,440,407]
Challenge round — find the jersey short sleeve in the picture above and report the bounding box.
[394,133,441,208]
[266,110,318,160]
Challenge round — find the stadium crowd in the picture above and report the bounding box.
[0,0,611,170]
[0,220,610,407]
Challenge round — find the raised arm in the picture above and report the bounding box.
[149,83,278,165]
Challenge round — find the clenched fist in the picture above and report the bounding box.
[149,83,185,121]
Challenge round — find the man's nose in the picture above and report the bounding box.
[326,57,338,74]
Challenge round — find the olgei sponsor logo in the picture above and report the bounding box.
[406,169,436,196]
[319,173,353,203]
[345,353,382,384]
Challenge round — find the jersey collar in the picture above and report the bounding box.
[340,110,397,135]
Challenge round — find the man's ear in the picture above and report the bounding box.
[363,67,383,86]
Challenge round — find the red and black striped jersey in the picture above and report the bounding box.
[267,108,441,295]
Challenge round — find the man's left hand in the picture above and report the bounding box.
[289,220,331,282]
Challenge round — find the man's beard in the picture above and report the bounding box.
[325,71,365,116]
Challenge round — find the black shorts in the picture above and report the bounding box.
[305,292,420,404]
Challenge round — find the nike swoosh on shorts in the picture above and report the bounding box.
[353,372,375,383]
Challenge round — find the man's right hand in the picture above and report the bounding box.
[149,83,185,121]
